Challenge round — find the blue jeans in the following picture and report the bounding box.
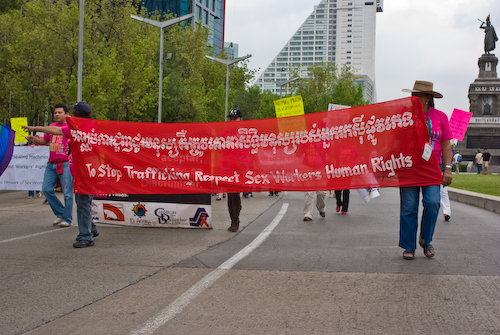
[477,164,483,174]
[75,194,96,241]
[42,161,73,224]
[399,185,440,250]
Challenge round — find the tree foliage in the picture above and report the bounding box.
[0,1,367,126]
[290,62,368,113]
[0,0,23,14]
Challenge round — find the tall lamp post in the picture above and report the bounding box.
[270,77,300,99]
[131,13,194,123]
[77,0,84,102]
[205,54,252,121]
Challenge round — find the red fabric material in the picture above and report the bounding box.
[66,97,442,195]
[56,161,64,174]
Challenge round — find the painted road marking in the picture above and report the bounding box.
[130,203,289,335]
[0,227,74,244]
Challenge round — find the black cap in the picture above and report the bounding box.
[228,109,242,118]
[69,102,92,117]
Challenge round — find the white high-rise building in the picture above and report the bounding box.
[255,0,383,103]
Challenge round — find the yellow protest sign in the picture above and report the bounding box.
[274,95,304,118]
[10,117,28,143]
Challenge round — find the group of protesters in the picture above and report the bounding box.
[23,102,97,248]
[20,80,454,260]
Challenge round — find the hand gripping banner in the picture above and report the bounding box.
[66,97,442,195]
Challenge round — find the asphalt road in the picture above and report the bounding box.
[1,189,499,335]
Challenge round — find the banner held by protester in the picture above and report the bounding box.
[66,97,442,195]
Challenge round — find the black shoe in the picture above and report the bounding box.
[320,211,326,217]
[303,217,312,221]
[92,230,99,237]
[444,215,450,221]
[73,240,94,248]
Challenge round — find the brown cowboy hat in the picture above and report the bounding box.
[402,80,443,98]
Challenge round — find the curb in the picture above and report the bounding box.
[447,187,500,215]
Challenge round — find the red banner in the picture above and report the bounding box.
[67,97,442,195]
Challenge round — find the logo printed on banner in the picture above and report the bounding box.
[132,203,147,217]
[103,203,125,221]
[189,208,209,227]
[154,208,173,224]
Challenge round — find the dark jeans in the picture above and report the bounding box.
[227,193,241,226]
[335,190,350,212]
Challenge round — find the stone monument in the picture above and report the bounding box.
[458,15,500,170]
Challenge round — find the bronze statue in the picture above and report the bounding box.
[480,15,498,54]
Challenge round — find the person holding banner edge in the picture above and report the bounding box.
[25,104,73,228]
[400,81,453,260]
[24,102,98,248]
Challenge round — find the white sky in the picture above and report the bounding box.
[224,0,500,118]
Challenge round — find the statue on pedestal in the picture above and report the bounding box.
[480,15,498,54]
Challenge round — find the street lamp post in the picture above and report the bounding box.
[270,77,300,99]
[205,54,252,121]
[131,13,194,123]
[77,0,84,102]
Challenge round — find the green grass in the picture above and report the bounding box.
[450,174,500,197]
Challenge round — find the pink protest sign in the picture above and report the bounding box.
[448,108,472,141]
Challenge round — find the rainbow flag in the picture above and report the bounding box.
[0,123,15,177]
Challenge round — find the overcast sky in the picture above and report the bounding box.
[224,0,500,118]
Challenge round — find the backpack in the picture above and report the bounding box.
[457,154,462,162]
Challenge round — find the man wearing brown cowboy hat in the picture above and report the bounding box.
[399,81,453,260]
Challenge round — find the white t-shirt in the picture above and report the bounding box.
[475,152,483,164]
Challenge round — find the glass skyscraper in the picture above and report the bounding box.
[141,0,225,54]
[255,0,383,103]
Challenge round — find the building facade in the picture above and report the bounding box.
[141,0,225,53]
[254,0,383,103]
[224,42,239,59]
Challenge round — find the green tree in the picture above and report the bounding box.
[0,0,23,14]
[290,62,368,113]
[0,0,269,125]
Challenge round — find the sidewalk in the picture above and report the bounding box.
[447,187,500,214]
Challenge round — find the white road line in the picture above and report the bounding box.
[0,203,42,210]
[129,203,289,335]
[0,227,73,244]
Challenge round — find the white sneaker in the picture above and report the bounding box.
[53,218,63,225]
[59,221,71,227]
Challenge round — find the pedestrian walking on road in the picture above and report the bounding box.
[335,190,350,214]
[303,191,327,221]
[226,109,244,232]
[399,81,453,260]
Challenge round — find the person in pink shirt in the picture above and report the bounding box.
[25,104,73,227]
[399,81,453,260]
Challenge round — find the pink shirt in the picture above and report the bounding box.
[428,107,453,164]
[44,122,70,161]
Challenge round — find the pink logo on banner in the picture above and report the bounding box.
[449,108,472,141]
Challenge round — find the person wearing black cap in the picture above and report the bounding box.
[67,102,98,247]
[227,109,243,232]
